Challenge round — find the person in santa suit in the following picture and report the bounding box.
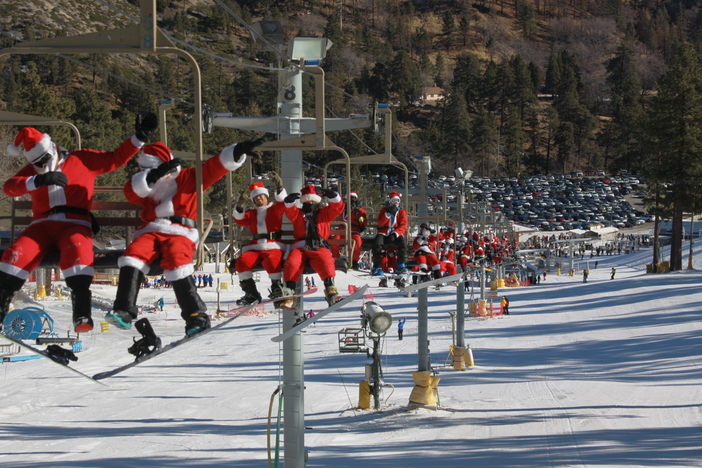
[0,114,158,333]
[330,191,368,270]
[105,137,259,336]
[231,172,287,305]
[412,223,442,279]
[372,191,408,276]
[439,237,457,276]
[281,185,344,306]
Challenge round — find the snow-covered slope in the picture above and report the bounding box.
[0,242,700,467]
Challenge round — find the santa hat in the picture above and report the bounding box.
[138,141,173,168]
[349,192,358,199]
[249,181,269,199]
[7,127,54,164]
[300,185,322,204]
[387,191,401,203]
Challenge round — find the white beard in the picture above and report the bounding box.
[150,172,178,203]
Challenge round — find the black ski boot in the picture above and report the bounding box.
[67,275,94,333]
[236,278,262,306]
[128,318,162,360]
[268,279,284,300]
[46,345,79,366]
[0,272,24,331]
[173,276,210,336]
[106,267,144,329]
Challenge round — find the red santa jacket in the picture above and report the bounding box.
[124,144,245,244]
[376,207,408,237]
[412,233,438,255]
[233,189,287,252]
[284,194,345,249]
[3,136,142,230]
[350,208,368,235]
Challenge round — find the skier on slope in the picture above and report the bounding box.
[231,172,287,305]
[105,137,260,336]
[0,115,158,333]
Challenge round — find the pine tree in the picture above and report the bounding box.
[642,42,702,270]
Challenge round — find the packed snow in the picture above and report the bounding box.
[0,240,701,467]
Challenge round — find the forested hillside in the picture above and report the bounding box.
[1,1,701,263]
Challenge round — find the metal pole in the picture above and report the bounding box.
[456,280,465,348]
[417,288,430,372]
[278,66,306,468]
[372,337,381,410]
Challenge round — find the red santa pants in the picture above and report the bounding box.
[0,221,94,280]
[415,253,440,271]
[119,232,195,282]
[236,249,284,280]
[284,247,335,283]
[441,261,457,276]
[330,233,362,262]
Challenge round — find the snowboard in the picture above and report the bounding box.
[218,288,319,317]
[271,284,369,343]
[0,333,105,385]
[92,303,256,381]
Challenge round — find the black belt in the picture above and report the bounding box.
[253,232,282,240]
[44,206,99,234]
[166,216,196,228]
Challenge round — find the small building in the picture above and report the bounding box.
[421,86,445,106]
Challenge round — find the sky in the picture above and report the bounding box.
[0,239,700,467]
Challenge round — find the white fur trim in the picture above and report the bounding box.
[118,256,151,274]
[241,241,286,253]
[134,219,199,244]
[7,144,21,157]
[300,193,321,204]
[256,203,271,234]
[24,134,53,163]
[131,171,153,198]
[0,262,30,280]
[26,176,37,191]
[137,152,162,169]
[250,186,269,199]
[275,188,287,202]
[164,263,194,282]
[154,200,175,217]
[238,270,254,280]
[327,193,342,203]
[233,207,246,220]
[219,144,247,171]
[62,264,94,278]
[131,134,145,147]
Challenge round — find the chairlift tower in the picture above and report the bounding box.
[211,33,371,468]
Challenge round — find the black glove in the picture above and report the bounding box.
[135,112,159,142]
[284,192,300,204]
[146,158,182,185]
[233,137,264,160]
[322,188,337,199]
[387,232,397,241]
[34,171,67,188]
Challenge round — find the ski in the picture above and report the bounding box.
[92,304,256,381]
[271,284,369,343]
[218,288,319,317]
[0,333,105,385]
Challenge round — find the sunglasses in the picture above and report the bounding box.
[32,152,53,168]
